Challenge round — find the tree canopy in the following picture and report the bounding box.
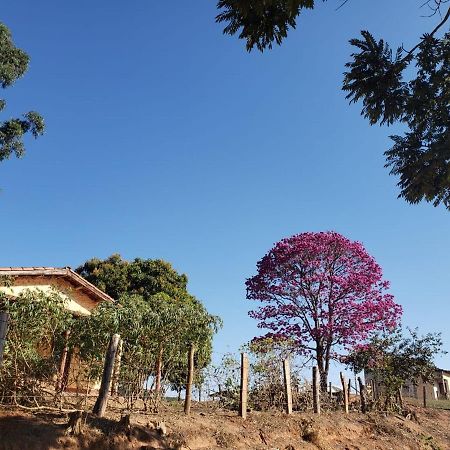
[216,0,313,52]
[344,25,450,209]
[76,254,188,301]
[0,23,44,163]
[246,231,402,390]
[217,1,450,210]
[75,254,221,399]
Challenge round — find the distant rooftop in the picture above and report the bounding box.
[0,266,113,304]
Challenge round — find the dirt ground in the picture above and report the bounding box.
[0,401,449,450]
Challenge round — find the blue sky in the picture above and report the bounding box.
[1,1,449,377]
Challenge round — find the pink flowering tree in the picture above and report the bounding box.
[246,231,402,391]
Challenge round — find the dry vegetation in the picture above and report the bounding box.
[0,399,449,450]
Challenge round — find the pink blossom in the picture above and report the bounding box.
[247,231,402,386]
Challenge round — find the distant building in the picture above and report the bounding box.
[0,266,112,316]
[365,368,450,401]
[0,266,113,392]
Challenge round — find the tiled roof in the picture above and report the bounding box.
[0,267,113,303]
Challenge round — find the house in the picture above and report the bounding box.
[365,368,450,401]
[0,267,112,316]
[400,369,450,401]
[0,266,114,392]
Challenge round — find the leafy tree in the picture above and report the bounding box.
[217,1,448,53]
[343,328,445,410]
[217,1,450,210]
[0,23,44,162]
[76,254,218,398]
[0,287,73,405]
[76,254,188,301]
[71,290,221,407]
[216,0,313,52]
[343,22,450,209]
[246,231,402,391]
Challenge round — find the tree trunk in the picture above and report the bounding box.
[155,344,163,393]
[358,377,367,413]
[316,345,329,392]
[319,370,328,393]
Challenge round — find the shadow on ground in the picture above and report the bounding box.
[0,411,173,450]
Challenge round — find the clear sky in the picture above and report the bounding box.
[1,1,449,377]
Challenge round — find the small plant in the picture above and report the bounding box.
[420,434,442,450]
[300,418,320,445]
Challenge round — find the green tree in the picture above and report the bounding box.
[72,292,221,409]
[217,1,450,210]
[76,254,188,301]
[343,328,445,410]
[343,22,450,209]
[75,255,221,406]
[0,23,44,162]
[0,287,73,406]
[216,0,312,52]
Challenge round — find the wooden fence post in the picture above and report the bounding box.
[93,334,121,417]
[239,353,249,419]
[348,379,352,403]
[0,312,10,367]
[283,359,293,414]
[371,379,378,402]
[423,385,427,408]
[358,377,366,413]
[111,338,123,396]
[340,372,349,414]
[56,330,70,391]
[312,366,320,414]
[329,381,332,400]
[184,343,195,415]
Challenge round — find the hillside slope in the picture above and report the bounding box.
[0,404,449,449]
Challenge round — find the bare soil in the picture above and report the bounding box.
[0,402,449,450]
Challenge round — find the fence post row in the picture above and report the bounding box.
[93,333,121,417]
[239,352,249,419]
[340,372,349,414]
[0,312,10,368]
[312,366,320,414]
[184,343,195,415]
[283,359,293,414]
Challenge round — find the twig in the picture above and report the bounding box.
[405,6,450,56]
[336,0,351,11]
[9,403,79,413]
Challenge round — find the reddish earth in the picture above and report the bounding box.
[0,403,449,449]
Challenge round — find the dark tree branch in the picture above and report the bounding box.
[405,6,450,56]
[335,0,351,11]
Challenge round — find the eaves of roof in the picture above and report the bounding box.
[0,267,114,304]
